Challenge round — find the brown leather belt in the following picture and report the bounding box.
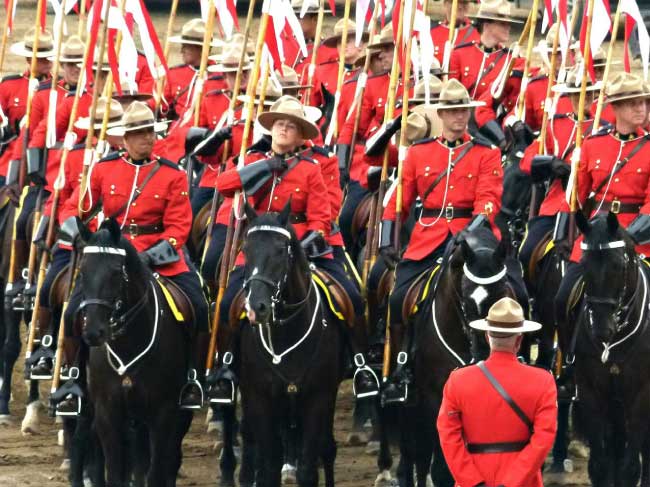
[466,440,529,454]
[290,213,307,224]
[122,221,164,236]
[596,201,642,215]
[421,207,473,219]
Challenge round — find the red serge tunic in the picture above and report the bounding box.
[437,352,557,487]
[520,113,593,216]
[62,152,192,276]
[383,134,503,260]
[567,128,650,262]
[429,19,480,64]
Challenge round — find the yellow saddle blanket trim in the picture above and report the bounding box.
[312,273,345,321]
[543,239,555,258]
[411,264,441,316]
[156,277,185,322]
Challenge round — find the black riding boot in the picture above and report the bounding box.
[380,321,412,405]
[179,332,210,410]
[348,316,379,399]
[52,337,84,416]
[26,306,54,379]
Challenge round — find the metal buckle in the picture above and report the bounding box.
[445,205,454,220]
[128,223,138,236]
[611,200,621,214]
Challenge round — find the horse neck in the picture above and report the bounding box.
[434,263,473,358]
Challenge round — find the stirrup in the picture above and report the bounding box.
[380,352,410,405]
[51,368,83,417]
[179,369,204,410]
[207,352,236,405]
[27,336,55,380]
[352,354,380,399]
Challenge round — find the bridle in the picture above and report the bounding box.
[77,245,150,340]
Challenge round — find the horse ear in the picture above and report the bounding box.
[278,197,292,227]
[244,201,258,223]
[105,218,122,245]
[76,217,92,243]
[575,210,590,236]
[607,211,619,235]
[460,238,473,264]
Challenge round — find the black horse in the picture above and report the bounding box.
[569,212,650,487]
[227,204,342,487]
[74,218,192,486]
[375,226,514,487]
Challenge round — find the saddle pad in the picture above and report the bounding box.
[156,278,185,322]
[312,272,346,322]
[410,265,441,317]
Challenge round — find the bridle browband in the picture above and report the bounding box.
[462,264,507,285]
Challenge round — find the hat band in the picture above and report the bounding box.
[439,98,473,107]
[123,118,156,130]
[24,43,54,52]
[93,114,123,125]
[181,34,205,43]
[609,90,646,100]
[486,319,525,329]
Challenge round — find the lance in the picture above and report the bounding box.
[154,0,180,115]
[0,0,16,77]
[78,0,87,39]
[345,0,382,172]
[324,0,353,146]
[205,5,272,382]
[528,19,562,220]
[591,0,622,133]
[514,0,541,120]
[24,0,71,370]
[361,0,406,296]
[50,0,112,402]
[200,0,258,272]
[442,0,459,78]
[568,0,596,244]
[382,0,417,381]
[302,0,327,105]
[5,0,47,307]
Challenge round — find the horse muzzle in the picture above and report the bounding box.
[82,323,107,347]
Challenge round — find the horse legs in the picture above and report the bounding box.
[0,303,22,419]
[430,426,454,487]
[166,411,192,487]
[239,415,256,487]
[146,409,175,487]
[251,412,283,487]
[95,406,128,487]
[619,391,650,487]
[375,399,394,487]
[219,404,238,487]
[321,402,338,487]
[575,394,611,487]
[414,404,434,487]
[297,398,333,487]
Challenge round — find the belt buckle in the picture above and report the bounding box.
[128,223,138,236]
[445,205,454,220]
[611,200,621,214]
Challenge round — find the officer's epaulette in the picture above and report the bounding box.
[298,154,317,163]
[155,156,180,170]
[310,145,332,157]
[343,72,361,85]
[98,150,124,163]
[588,125,613,138]
[37,80,53,91]
[454,41,476,50]
[368,69,390,79]
[472,135,496,148]
[411,136,437,146]
[510,70,524,78]
[0,73,23,83]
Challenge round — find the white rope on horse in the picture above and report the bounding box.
[462,264,507,285]
[432,297,467,367]
[106,280,160,376]
[257,279,321,365]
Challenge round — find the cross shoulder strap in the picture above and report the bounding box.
[477,361,534,434]
[422,141,475,202]
[108,161,162,220]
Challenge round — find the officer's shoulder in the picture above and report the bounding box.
[454,40,476,50]
[411,136,437,146]
[98,150,124,163]
[155,156,181,170]
[472,135,497,149]
[299,154,318,164]
[205,89,226,97]
[37,80,53,91]
[587,125,613,139]
[344,72,360,85]
[430,20,441,29]
[310,145,333,157]
[552,112,570,120]
[0,73,23,83]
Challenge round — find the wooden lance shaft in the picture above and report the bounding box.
[205,9,272,375]
[154,0,180,115]
[515,0,541,120]
[302,0,327,105]
[200,0,258,271]
[193,1,217,128]
[0,0,16,78]
[491,10,533,101]
[442,0,460,78]
[592,0,622,133]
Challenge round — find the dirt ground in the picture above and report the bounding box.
[0,3,638,486]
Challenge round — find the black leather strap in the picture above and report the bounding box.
[421,207,473,219]
[466,441,528,454]
[477,361,534,434]
[122,221,164,236]
[421,142,475,202]
[469,50,507,94]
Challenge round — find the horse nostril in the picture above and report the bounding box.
[257,302,267,313]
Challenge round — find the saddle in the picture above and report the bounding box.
[190,201,213,252]
[156,276,195,324]
[527,231,555,282]
[401,266,441,323]
[350,193,374,243]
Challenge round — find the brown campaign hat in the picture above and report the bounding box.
[410,75,444,103]
[78,49,111,72]
[75,97,124,130]
[106,101,169,136]
[112,77,154,103]
[469,297,542,334]
[323,18,369,47]
[10,27,55,58]
[605,72,650,104]
[412,104,442,138]
[276,64,311,90]
[552,65,602,94]
[367,24,394,50]
[472,0,524,24]
[291,0,331,15]
[208,46,253,73]
[51,35,85,63]
[168,18,224,48]
[236,78,283,106]
[270,94,322,124]
[257,96,320,139]
[433,79,485,110]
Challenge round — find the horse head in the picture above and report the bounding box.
[457,225,511,359]
[242,201,309,325]
[76,218,148,347]
[577,211,638,344]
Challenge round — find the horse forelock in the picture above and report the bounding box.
[85,227,148,281]
[247,213,307,267]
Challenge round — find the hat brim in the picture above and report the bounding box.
[366,39,394,50]
[469,319,542,333]
[208,63,253,73]
[74,117,123,131]
[107,121,169,136]
[433,100,486,110]
[323,32,369,48]
[472,14,525,24]
[168,35,223,48]
[411,104,442,138]
[52,55,85,63]
[113,93,155,102]
[354,50,382,67]
[236,94,281,106]
[258,111,320,139]
[280,83,313,91]
[607,91,650,104]
[292,7,332,15]
[552,80,603,94]
[10,42,55,58]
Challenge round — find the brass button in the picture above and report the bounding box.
[132,202,137,207]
